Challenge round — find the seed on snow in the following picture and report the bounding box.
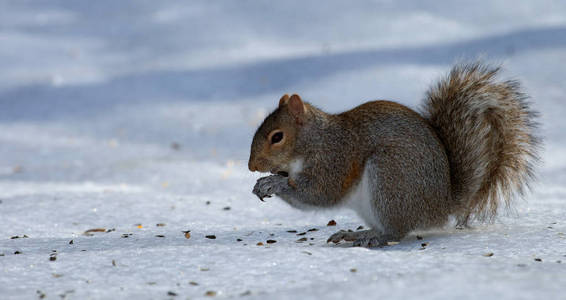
[205,291,216,297]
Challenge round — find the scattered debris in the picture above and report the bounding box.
[296,237,307,243]
[266,240,277,244]
[167,291,177,296]
[121,233,133,238]
[156,223,166,227]
[171,142,181,150]
[49,252,57,261]
[14,251,21,255]
[106,228,116,233]
[302,251,312,255]
[112,260,116,266]
[327,220,337,226]
[483,252,494,257]
[307,228,318,232]
[69,240,74,245]
[534,258,542,262]
[223,206,231,211]
[200,267,210,271]
[155,235,165,238]
[421,243,429,247]
[296,232,306,236]
[517,264,527,268]
[58,289,75,299]
[236,238,242,242]
[286,230,297,233]
[136,224,143,229]
[240,290,252,296]
[147,282,157,285]
[205,291,216,297]
[36,290,46,299]
[52,273,63,278]
[84,228,106,236]
[356,226,364,230]
[205,235,216,239]
[189,281,199,286]
[183,231,191,239]
[206,201,211,205]
[256,242,264,246]
[350,268,357,273]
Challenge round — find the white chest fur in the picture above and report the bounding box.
[342,164,384,232]
[289,158,304,178]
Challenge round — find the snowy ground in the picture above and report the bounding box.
[1,1,566,299]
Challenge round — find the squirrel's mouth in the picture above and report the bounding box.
[271,169,289,177]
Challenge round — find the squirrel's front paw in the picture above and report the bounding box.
[252,175,287,201]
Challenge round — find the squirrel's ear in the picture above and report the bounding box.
[288,94,307,124]
[278,94,290,107]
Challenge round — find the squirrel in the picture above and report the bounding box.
[248,62,540,247]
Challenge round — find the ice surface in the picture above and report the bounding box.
[1,1,565,299]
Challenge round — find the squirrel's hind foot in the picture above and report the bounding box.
[327,229,398,248]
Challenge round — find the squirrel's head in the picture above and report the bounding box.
[248,94,308,175]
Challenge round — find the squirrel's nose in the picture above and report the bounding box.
[248,160,257,172]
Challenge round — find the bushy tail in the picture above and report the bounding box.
[421,62,541,225]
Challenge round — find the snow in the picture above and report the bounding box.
[1,1,566,299]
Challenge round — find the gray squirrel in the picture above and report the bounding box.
[248,63,540,247]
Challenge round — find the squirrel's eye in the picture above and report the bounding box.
[271,131,284,144]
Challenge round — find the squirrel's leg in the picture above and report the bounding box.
[252,174,312,208]
[327,229,399,247]
[455,213,471,229]
[253,173,336,209]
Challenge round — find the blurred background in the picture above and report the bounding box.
[1,0,566,183]
[1,1,566,299]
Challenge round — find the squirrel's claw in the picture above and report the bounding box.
[256,194,272,202]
